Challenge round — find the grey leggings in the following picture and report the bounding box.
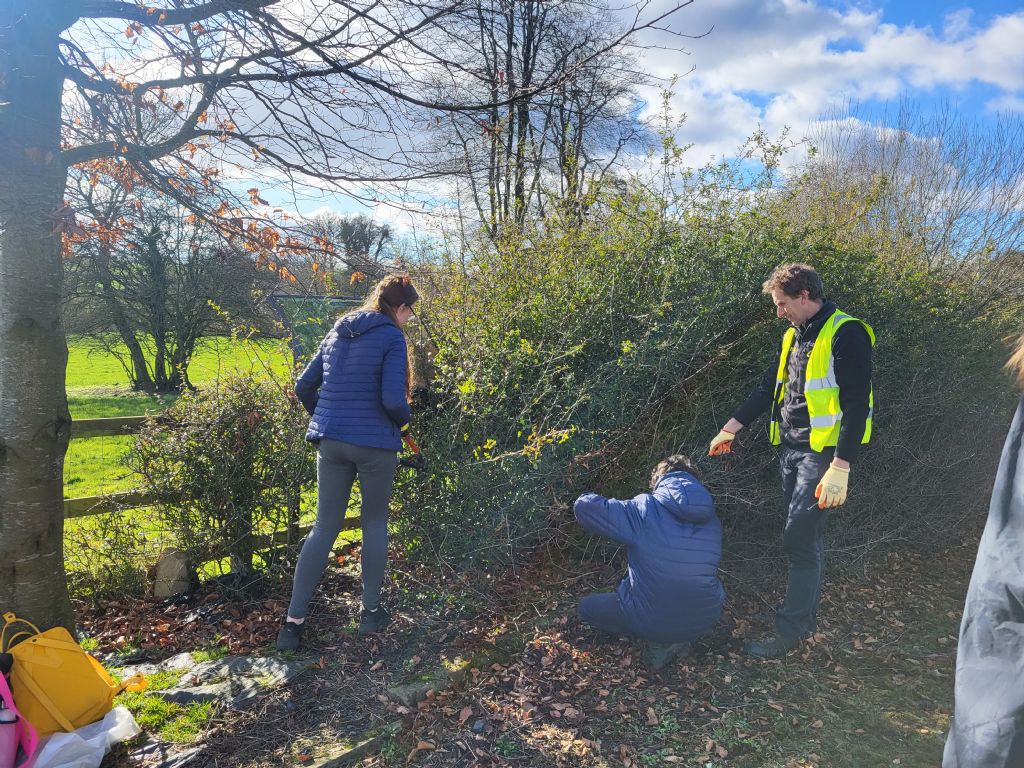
[287,438,398,619]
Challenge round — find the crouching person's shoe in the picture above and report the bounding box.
[643,640,691,671]
[276,619,305,652]
[358,604,392,635]
[744,633,794,659]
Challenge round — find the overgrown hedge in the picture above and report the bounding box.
[65,149,1021,598]
[397,163,1020,571]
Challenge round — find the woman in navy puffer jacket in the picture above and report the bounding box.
[575,454,725,669]
[277,275,418,652]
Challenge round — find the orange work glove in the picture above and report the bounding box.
[708,429,736,456]
[815,464,850,509]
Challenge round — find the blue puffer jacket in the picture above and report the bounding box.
[575,471,725,643]
[295,311,411,451]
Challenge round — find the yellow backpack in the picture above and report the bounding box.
[0,612,147,737]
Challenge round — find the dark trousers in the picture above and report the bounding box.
[774,445,833,645]
[287,439,398,619]
[578,592,634,638]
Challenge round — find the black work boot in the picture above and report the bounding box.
[744,633,794,659]
[644,640,691,671]
[358,604,392,635]
[276,619,305,652]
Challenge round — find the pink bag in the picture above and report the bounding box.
[0,668,36,768]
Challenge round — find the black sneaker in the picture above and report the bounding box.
[276,619,305,652]
[358,605,392,635]
[644,641,691,671]
[744,633,794,659]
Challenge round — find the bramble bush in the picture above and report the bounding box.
[81,125,1021,593]
[129,375,315,585]
[395,137,1021,572]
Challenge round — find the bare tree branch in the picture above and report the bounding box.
[76,0,277,26]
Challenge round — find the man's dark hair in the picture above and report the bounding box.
[651,454,699,488]
[762,262,824,301]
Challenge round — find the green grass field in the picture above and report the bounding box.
[67,335,293,391]
[65,335,294,498]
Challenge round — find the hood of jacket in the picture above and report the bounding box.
[334,310,395,339]
[652,472,713,524]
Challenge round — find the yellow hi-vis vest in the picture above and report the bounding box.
[768,308,875,452]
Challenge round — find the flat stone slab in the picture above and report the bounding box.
[119,662,162,678]
[158,682,236,706]
[293,723,400,768]
[120,651,197,679]
[149,655,307,709]
[186,655,303,686]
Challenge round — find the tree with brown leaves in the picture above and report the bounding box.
[0,0,693,631]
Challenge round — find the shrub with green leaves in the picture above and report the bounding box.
[65,508,150,603]
[398,141,1021,569]
[401,181,782,566]
[129,376,314,581]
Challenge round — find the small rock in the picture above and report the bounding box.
[153,548,194,599]
[386,682,432,708]
[472,719,485,734]
[162,652,198,672]
[118,662,161,679]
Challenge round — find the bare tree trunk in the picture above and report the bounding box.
[143,229,173,391]
[512,1,538,226]
[94,244,156,391]
[0,0,77,632]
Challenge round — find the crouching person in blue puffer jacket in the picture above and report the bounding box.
[574,455,725,671]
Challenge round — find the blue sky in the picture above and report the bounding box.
[840,0,1023,120]
[637,0,1024,165]
[851,0,1021,27]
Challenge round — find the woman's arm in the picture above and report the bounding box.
[294,349,324,416]
[381,333,412,430]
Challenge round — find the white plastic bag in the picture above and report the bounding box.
[28,707,140,768]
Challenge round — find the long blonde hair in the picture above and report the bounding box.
[1008,333,1024,388]
[352,274,416,401]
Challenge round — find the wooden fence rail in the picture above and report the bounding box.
[71,415,152,439]
[64,418,348,534]
[65,417,156,519]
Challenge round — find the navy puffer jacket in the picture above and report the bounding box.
[575,471,725,643]
[295,311,411,451]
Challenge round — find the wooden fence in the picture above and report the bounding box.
[65,416,158,519]
[65,417,358,552]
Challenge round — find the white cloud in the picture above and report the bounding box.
[988,94,1024,113]
[75,0,1024,225]
[636,1,1024,166]
[943,9,974,41]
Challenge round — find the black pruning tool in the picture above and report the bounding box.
[400,432,426,471]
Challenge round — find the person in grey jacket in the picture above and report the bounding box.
[943,332,1024,767]
[277,274,418,652]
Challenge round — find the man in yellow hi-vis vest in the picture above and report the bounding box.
[709,263,874,658]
